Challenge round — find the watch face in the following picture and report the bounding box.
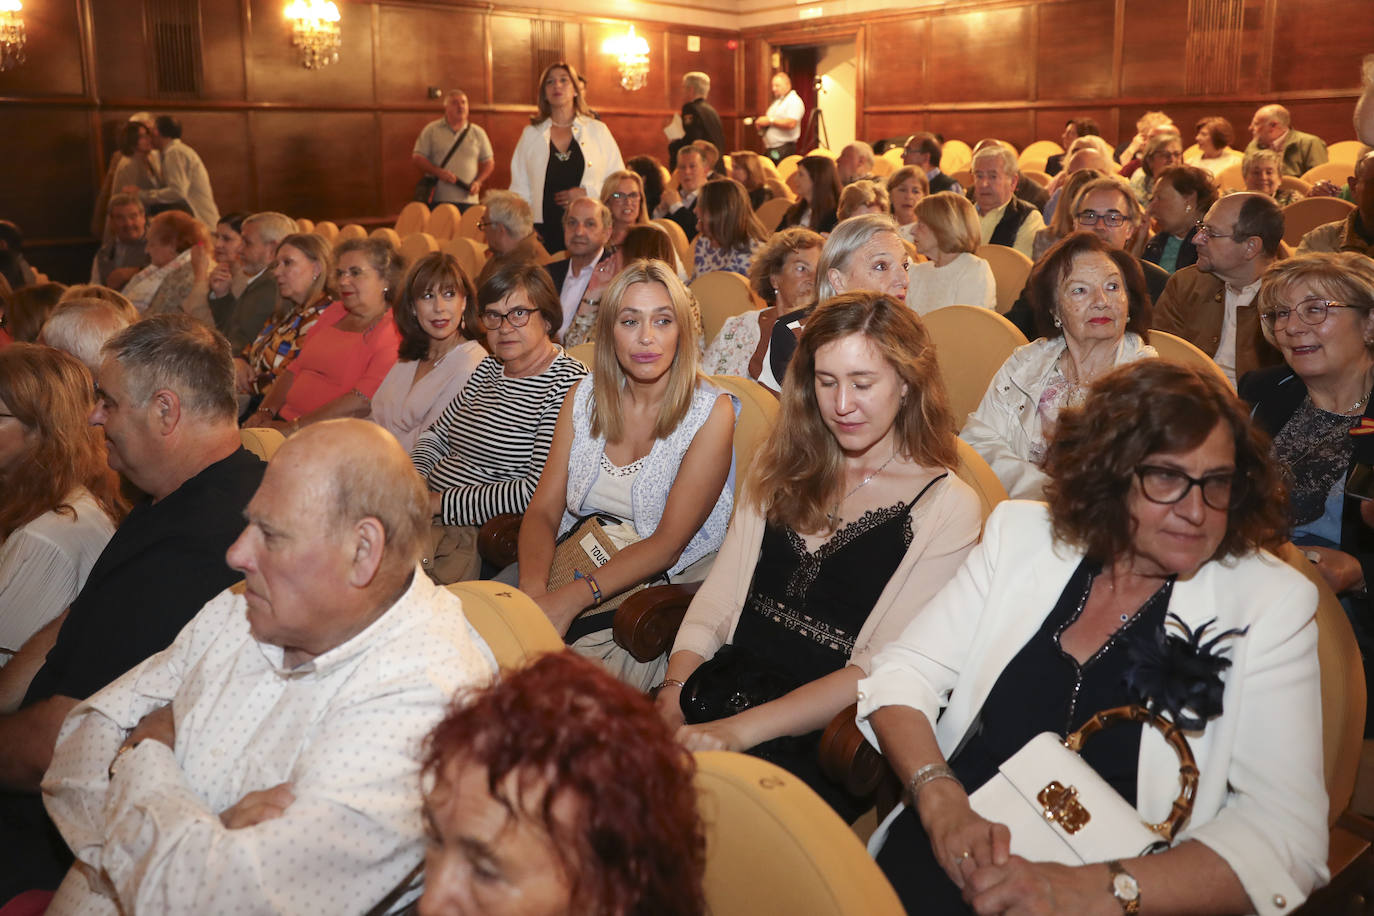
[1112,873,1140,900]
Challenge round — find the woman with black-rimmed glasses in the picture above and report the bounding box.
[600,170,649,247]
[411,261,587,583]
[1240,252,1374,605]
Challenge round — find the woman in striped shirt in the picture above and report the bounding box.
[411,261,587,583]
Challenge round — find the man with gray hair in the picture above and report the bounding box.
[669,71,725,175]
[477,190,550,287]
[41,419,495,915]
[209,211,296,351]
[1247,103,1328,177]
[970,143,1044,260]
[547,196,613,340]
[837,141,877,186]
[37,298,136,376]
[90,193,150,290]
[0,314,265,899]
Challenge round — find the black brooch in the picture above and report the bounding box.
[1123,614,1248,731]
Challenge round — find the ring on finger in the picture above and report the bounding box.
[955,849,972,864]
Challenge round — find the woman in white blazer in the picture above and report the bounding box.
[509,62,624,256]
[861,360,1327,916]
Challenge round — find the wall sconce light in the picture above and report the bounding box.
[284,0,341,70]
[0,0,26,72]
[602,24,649,92]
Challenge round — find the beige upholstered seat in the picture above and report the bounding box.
[1327,140,1367,166]
[1301,161,1358,187]
[440,236,487,282]
[458,204,487,242]
[1280,175,1313,198]
[1217,164,1245,192]
[370,226,402,249]
[240,427,286,462]
[941,140,973,175]
[393,201,430,237]
[564,341,595,365]
[775,154,803,182]
[1146,330,1230,385]
[1020,168,1052,188]
[398,232,440,267]
[1017,139,1063,174]
[922,304,1028,427]
[1283,196,1357,246]
[763,177,795,202]
[951,168,974,190]
[427,203,461,241]
[312,221,339,243]
[294,218,314,233]
[880,147,904,172]
[653,217,694,271]
[808,147,836,159]
[870,157,894,177]
[974,243,1034,315]
[754,196,792,232]
[445,580,563,670]
[336,223,367,242]
[953,437,1009,527]
[690,270,762,344]
[694,750,905,916]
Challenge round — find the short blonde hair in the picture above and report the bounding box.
[914,191,981,254]
[837,180,891,222]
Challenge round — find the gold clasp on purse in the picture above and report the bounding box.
[1037,781,1091,834]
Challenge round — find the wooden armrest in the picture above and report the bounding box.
[818,702,893,800]
[612,582,702,663]
[477,513,522,569]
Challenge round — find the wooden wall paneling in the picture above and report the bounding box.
[489,14,534,107]
[9,110,97,240]
[167,110,253,216]
[245,0,373,105]
[1270,0,1374,93]
[89,0,148,100]
[1033,107,1117,144]
[865,113,926,144]
[1118,0,1190,98]
[482,110,537,193]
[928,109,1037,150]
[927,6,1033,104]
[601,112,681,165]
[664,30,738,117]
[1233,0,1270,95]
[1286,98,1370,146]
[251,111,377,221]
[0,0,86,97]
[1035,0,1116,100]
[377,6,486,105]
[381,111,438,216]
[581,20,669,113]
[200,0,247,100]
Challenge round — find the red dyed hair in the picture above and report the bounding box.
[422,652,705,916]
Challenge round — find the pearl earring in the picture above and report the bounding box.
[1053,314,1063,328]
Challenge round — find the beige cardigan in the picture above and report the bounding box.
[672,472,983,674]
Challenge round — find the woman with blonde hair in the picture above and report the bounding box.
[837,180,892,223]
[906,191,996,314]
[692,179,769,278]
[1129,130,1184,207]
[0,345,124,694]
[658,292,981,817]
[729,150,774,209]
[887,165,930,243]
[519,258,738,688]
[510,61,624,254]
[600,169,650,246]
[236,232,334,408]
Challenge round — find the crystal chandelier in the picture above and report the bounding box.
[284,0,341,71]
[0,0,25,73]
[603,25,649,92]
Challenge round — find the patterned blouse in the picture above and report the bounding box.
[693,236,764,280]
[703,311,765,378]
[243,295,332,395]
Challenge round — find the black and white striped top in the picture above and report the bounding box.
[411,351,587,526]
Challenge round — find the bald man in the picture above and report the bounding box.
[42,420,495,916]
[1246,104,1328,177]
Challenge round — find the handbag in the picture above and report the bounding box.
[554,513,666,643]
[967,705,1198,866]
[679,644,811,757]
[413,126,471,204]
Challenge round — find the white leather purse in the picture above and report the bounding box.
[968,705,1199,866]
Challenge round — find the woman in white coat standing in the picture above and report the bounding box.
[510,62,625,255]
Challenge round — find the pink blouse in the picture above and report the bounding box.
[279,301,400,421]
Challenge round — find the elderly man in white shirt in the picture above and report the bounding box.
[756,72,805,163]
[42,419,495,916]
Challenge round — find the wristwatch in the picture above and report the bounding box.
[1106,860,1140,914]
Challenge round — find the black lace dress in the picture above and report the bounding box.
[539,138,584,254]
[727,476,946,819]
[875,559,1173,914]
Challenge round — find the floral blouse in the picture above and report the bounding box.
[243,295,332,395]
[703,311,765,378]
[692,236,764,280]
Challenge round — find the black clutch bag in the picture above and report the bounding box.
[679,644,798,724]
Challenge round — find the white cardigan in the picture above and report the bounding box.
[959,333,1156,500]
[857,500,1328,916]
[509,115,624,225]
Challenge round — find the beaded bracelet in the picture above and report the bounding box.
[583,573,603,606]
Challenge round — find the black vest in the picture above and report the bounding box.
[987,196,1038,249]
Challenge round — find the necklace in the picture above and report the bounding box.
[826,451,897,524]
[1347,387,1373,415]
[550,115,575,128]
[553,147,573,162]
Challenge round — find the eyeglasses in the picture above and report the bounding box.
[609,191,641,202]
[334,266,376,281]
[480,306,535,330]
[1192,222,1246,243]
[1075,210,1128,228]
[476,220,494,231]
[1259,297,1359,331]
[1135,465,1239,511]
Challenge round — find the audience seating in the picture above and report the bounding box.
[394,201,430,237]
[337,223,367,242]
[808,147,836,159]
[1217,164,1246,192]
[754,197,792,232]
[440,236,487,281]
[775,155,802,182]
[763,177,795,202]
[239,427,286,462]
[295,218,314,233]
[691,271,763,345]
[694,750,905,916]
[446,580,563,669]
[975,243,1034,315]
[1283,197,1357,246]
[565,341,595,364]
[542,250,569,266]
[1302,162,1359,187]
[922,305,1029,428]
[1147,330,1232,385]
[398,232,440,266]
[458,204,487,242]
[653,217,694,270]
[427,203,462,241]
[370,227,402,249]
[941,140,973,175]
[1020,168,1052,188]
[951,169,974,191]
[1327,141,1368,166]
[1281,176,1314,198]
[313,221,339,243]
[870,157,894,178]
[1017,140,1063,173]
[879,147,904,172]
